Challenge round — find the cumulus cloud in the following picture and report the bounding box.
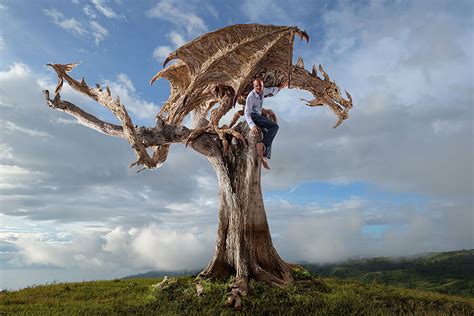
[7,223,214,272]
[147,0,207,35]
[105,73,160,120]
[1,0,472,291]
[0,61,215,229]
[153,45,172,61]
[3,194,471,288]
[270,197,473,263]
[148,0,209,62]
[152,31,188,63]
[251,0,473,198]
[168,31,186,47]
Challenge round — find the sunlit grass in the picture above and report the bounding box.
[1,267,473,315]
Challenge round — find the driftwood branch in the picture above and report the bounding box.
[44,63,220,170]
[43,90,124,138]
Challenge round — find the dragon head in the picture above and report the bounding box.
[290,57,353,128]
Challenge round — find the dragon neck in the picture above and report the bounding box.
[289,65,326,97]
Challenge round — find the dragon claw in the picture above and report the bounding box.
[186,124,246,153]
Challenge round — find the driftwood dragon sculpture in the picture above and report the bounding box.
[43,24,353,309]
[149,24,352,165]
[45,24,352,172]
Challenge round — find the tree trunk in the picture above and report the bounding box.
[197,124,293,300]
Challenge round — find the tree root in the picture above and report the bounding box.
[194,262,294,310]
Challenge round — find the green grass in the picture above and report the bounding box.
[1,268,474,315]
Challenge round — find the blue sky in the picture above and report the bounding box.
[0,0,473,290]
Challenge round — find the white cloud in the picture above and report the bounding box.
[10,223,214,271]
[147,0,207,35]
[50,117,78,126]
[153,45,172,61]
[83,5,97,19]
[43,7,110,45]
[152,31,187,62]
[1,1,472,291]
[91,0,121,19]
[3,195,471,286]
[89,20,109,45]
[169,31,186,47]
[0,60,211,229]
[115,73,134,91]
[272,197,473,263]
[0,62,30,80]
[16,232,104,268]
[248,0,473,198]
[43,8,87,37]
[0,165,46,190]
[105,73,160,120]
[0,100,12,108]
[87,184,134,200]
[0,143,14,159]
[130,224,212,270]
[1,120,50,138]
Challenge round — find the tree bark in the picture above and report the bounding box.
[197,122,293,303]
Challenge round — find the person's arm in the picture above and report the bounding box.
[244,94,256,129]
[263,86,280,98]
[263,82,288,97]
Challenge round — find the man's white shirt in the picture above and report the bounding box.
[244,86,280,129]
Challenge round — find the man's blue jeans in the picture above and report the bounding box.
[250,112,279,159]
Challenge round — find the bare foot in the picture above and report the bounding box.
[260,157,271,170]
[256,143,265,158]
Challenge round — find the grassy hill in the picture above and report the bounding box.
[303,249,474,297]
[1,267,473,315]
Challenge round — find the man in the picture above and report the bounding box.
[244,78,287,170]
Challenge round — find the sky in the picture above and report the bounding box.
[0,0,472,290]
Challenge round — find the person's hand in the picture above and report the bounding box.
[250,126,261,137]
[278,81,288,89]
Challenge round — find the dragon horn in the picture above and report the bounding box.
[319,64,330,81]
[312,64,318,77]
[345,90,353,105]
[296,56,305,69]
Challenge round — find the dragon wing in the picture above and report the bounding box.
[151,24,308,123]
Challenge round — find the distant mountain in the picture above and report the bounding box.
[302,249,474,297]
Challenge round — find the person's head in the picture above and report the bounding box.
[253,78,264,94]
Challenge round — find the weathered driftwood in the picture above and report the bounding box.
[43,23,353,308]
